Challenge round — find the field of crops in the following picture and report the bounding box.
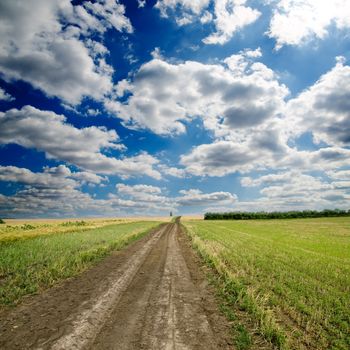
[0,220,161,306]
[183,218,350,350]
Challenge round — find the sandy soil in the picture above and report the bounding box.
[0,220,232,349]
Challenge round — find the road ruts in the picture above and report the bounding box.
[0,220,232,350]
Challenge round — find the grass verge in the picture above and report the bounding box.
[0,221,161,306]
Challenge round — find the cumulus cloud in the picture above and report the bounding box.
[203,0,261,45]
[0,165,75,189]
[155,0,260,44]
[267,0,350,49]
[0,0,132,104]
[0,106,161,179]
[287,60,350,147]
[176,188,237,206]
[0,165,106,188]
[155,0,210,20]
[326,170,350,181]
[0,165,112,217]
[106,51,288,135]
[180,135,288,177]
[236,170,350,211]
[159,165,189,178]
[0,187,96,217]
[0,87,14,101]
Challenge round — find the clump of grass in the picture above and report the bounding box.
[20,224,35,230]
[60,220,87,227]
[183,218,350,350]
[0,219,4,224]
[0,221,161,306]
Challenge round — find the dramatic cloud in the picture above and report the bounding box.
[0,106,161,179]
[267,0,350,48]
[0,87,14,101]
[0,0,132,104]
[106,51,288,135]
[287,59,350,147]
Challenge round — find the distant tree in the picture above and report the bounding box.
[204,209,350,220]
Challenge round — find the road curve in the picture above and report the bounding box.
[0,220,232,350]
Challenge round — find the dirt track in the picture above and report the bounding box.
[0,220,232,349]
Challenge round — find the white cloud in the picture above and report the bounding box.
[0,106,161,179]
[159,165,188,178]
[138,0,147,8]
[0,165,106,188]
[267,0,350,49]
[176,188,237,206]
[113,183,173,211]
[200,10,213,23]
[0,187,96,217]
[155,0,260,44]
[105,52,288,135]
[0,87,14,101]
[0,0,132,105]
[326,170,350,181]
[241,171,296,187]
[180,136,289,176]
[155,0,210,18]
[203,0,261,45]
[116,183,162,195]
[287,60,350,147]
[0,179,239,217]
[234,170,350,212]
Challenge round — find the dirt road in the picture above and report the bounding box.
[0,220,232,349]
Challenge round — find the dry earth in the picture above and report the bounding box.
[0,219,232,349]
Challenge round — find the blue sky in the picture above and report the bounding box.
[0,0,350,217]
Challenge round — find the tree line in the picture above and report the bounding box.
[204,209,350,220]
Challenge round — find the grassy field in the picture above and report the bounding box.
[0,220,161,306]
[182,218,350,350]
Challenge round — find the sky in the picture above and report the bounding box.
[0,0,350,218]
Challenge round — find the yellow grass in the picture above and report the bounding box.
[0,217,170,243]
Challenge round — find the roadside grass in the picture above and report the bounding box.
[0,218,137,243]
[0,221,161,306]
[182,218,350,350]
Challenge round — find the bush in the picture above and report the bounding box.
[0,218,4,224]
[21,224,35,230]
[60,221,87,227]
[204,209,350,220]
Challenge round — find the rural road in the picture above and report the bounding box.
[0,219,232,349]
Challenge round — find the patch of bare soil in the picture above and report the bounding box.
[0,221,233,349]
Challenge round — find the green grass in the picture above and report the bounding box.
[0,218,138,243]
[0,221,161,306]
[183,218,350,350]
